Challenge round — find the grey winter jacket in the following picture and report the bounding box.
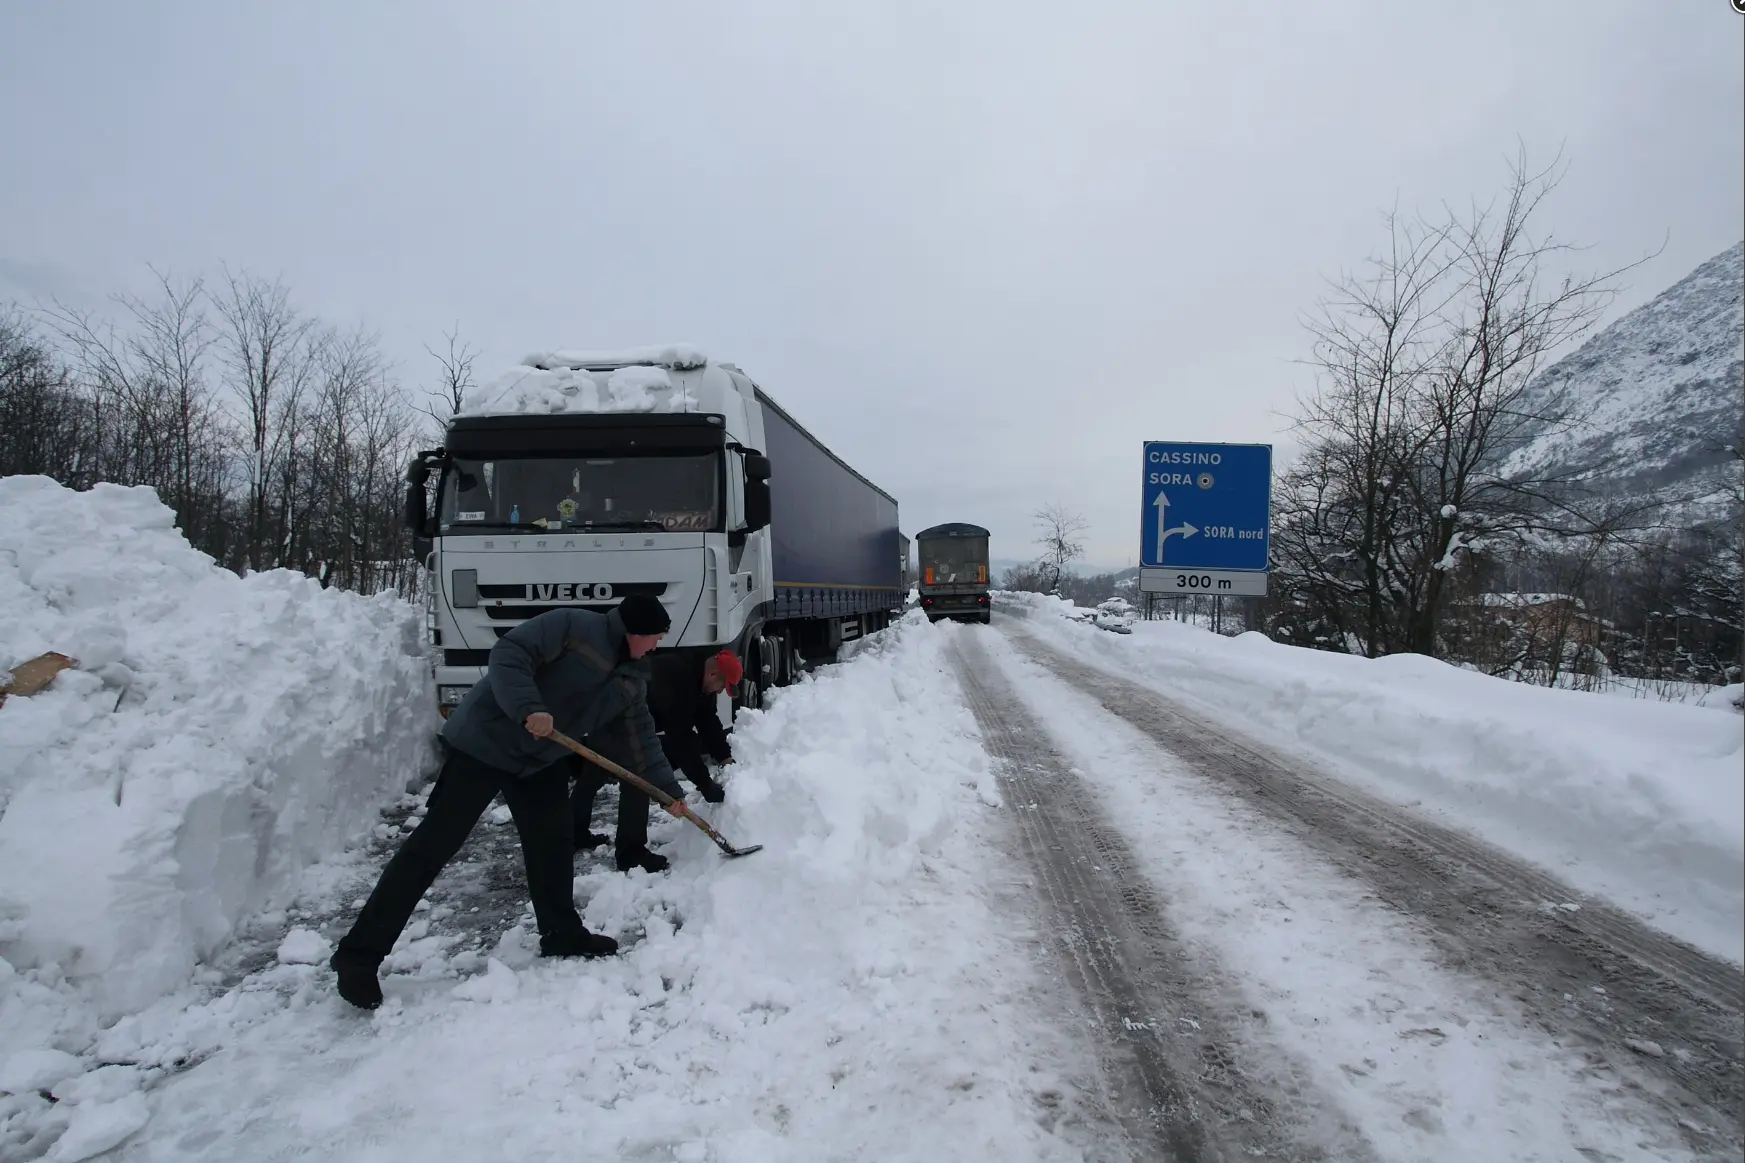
[440,607,684,798]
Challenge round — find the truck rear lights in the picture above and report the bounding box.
[438,685,470,706]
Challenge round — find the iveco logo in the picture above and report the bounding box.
[525,583,615,601]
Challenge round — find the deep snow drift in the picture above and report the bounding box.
[0,476,437,1026]
[1005,592,1745,964]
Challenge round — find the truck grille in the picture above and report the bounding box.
[444,649,492,667]
[485,603,626,621]
[476,582,668,601]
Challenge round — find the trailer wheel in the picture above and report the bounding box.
[741,634,779,710]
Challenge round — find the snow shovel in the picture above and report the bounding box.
[0,651,77,708]
[547,729,764,858]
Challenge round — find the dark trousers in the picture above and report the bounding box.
[569,758,650,858]
[337,748,586,962]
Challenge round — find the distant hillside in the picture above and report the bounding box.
[1501,241,1743,526]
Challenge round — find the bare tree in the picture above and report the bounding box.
[122,271,224,540]
[423,323,476,426]
[13,263,430,600]
[1399,147,1647,654]
[1280,207,1452,655]
[212,270,319,572]
[1275,147,1648,660]
[40,272,230,545]
[0,308,89,481]
[1033,504,1088,593]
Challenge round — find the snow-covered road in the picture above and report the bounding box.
[970,612,1743,1161]
[8,602,1741,1162]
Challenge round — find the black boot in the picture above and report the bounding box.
[616,847,670,875]
[539,930,620,958]
[574,830,611,853]
[693,775,726,804]
[330,950,384,1010]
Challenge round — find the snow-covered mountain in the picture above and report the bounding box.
[1502,241,1743,526]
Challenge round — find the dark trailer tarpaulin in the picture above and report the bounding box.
[757,388,903,621]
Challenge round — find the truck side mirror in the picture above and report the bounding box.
[404,451,442,536]
[742,454,772,531]
[745,479,772,532]
[403,482,429,534]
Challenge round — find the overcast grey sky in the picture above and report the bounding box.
[3,2,1741,568]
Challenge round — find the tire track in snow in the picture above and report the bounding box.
[951,630,1377,1163]
[1004,618,1745,1158]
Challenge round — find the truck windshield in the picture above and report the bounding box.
[920,538,989,585]
[438,454,720,532]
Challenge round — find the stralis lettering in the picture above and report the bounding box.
[1147,450,1223,465]
[523,583,615,601]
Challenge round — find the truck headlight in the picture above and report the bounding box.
[438,685,470,706]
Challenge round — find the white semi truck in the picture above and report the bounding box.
[404,345,905,721]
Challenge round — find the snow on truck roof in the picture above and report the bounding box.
[524,344,709,371]
[459,344,718,418]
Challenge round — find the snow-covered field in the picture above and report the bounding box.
[1004,591,1745,965]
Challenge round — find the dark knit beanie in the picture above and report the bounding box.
[617,593,672,635]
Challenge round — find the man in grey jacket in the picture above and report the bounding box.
[329,594,687,1010]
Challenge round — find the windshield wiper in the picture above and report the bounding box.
[575,521,673,532]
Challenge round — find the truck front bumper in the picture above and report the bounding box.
[434,665,487,717]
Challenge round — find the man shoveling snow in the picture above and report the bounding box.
[570,648,743,871]
[329,594,688,1009]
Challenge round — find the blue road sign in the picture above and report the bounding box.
[1140,442,1272,570]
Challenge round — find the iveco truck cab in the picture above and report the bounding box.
[405,344,904,720]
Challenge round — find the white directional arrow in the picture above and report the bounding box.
[1151,492,1200,563]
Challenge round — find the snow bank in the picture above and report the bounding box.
[1005,592,1745,964]
[0,476,437,1020]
